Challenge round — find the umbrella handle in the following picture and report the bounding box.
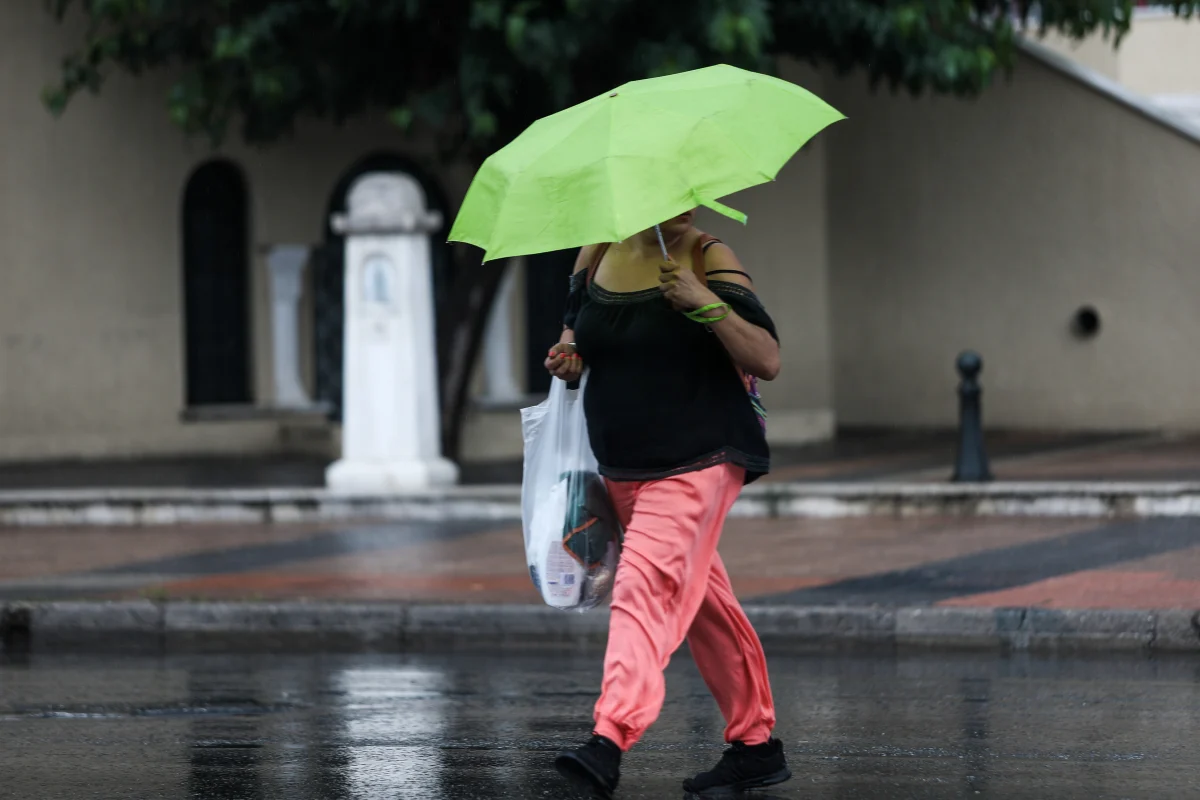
[654,225,670,261]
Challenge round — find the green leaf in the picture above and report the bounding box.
[41,87,69,116]
[469,109,497,138]
[213,27,245,61]
[505,13,527,52]
[470,0,504,30]
[388,105,414,131]
[896,7,922,38]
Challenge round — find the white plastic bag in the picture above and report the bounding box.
[520,370,622,612]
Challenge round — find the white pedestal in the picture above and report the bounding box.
[325,458,459,493]
[266,245,316,409]
[325,172,459,492]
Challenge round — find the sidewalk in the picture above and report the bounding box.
[3,431,1200,651]
[3,514,1199,610]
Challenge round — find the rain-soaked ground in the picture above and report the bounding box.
[1,648,1198,799]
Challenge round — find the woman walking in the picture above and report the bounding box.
[546,209,789,798]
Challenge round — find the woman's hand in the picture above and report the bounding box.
[545,342,583,381]
[659,260,719,311]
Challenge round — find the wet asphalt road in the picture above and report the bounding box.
[1,649,1198,799]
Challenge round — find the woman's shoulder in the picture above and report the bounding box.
[574,244,598,274]
[574,242,616,276]
[699,237,755,290]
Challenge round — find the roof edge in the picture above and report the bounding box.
[1016,36,1200,146]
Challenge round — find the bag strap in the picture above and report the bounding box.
[583,243,607,287]
[691,234,723,285]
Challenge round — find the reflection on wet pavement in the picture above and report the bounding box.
[1,649,1198,798]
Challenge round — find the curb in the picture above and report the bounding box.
[2,601,1197,653]
[5,482,1200,525]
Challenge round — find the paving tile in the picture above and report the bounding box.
[5,513,1200,611]
[1104,544,1200,580]
[938,570,1200,610]
[0,523,332,580]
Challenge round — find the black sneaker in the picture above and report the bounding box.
[682,739,791,796]
[555,734,621,798]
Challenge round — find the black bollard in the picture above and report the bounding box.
[952,350,992,482]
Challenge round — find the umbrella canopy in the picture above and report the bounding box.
[448,63,844,261]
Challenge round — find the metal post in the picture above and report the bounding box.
[952,350,993,482]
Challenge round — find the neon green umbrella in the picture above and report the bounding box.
[448,64,844,262]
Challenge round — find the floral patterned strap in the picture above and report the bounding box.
[742,373,767,431]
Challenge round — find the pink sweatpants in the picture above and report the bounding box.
[592,463,776,751]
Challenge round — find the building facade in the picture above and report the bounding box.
[3,4,1200,470]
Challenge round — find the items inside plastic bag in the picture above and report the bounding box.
[527,470,621,610]
[521,373,622,612]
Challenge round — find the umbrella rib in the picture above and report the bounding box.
[607,100,620,242]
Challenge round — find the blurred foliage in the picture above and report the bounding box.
[43,0,772,159]
[44,1,1200,157]
[776,1,1195,96]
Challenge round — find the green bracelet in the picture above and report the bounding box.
[683,302,731,324]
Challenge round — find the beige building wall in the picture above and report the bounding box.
[825,48,1200,431]
[1118,12,1200,96]
[0,3,455,462]
[699,60,837,443]
[459,259,530,464]
[1035,11,1200,96]
[1034,30,1120,80]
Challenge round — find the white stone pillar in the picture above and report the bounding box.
[266,245,315,409]
[325,173,459,492]
[480,260,524,403]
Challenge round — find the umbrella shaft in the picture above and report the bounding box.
[654,225,670,261]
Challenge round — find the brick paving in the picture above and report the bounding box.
[1119,543,1200,579]
[4,431,1200,610]
[939,570,1200,610]
[0,523,332,581]
[984,437,1200,482]
[3,515,1200,609]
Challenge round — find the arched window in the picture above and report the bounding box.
[181,160,251,406]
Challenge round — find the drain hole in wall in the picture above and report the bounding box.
[1071,305,1101,339]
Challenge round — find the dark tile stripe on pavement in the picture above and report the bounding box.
[0,521,497,600]
[8,517,1200,608]
[759,517,1200,607]
[91,521,494,577]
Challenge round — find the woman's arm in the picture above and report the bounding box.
[558,244,593,341]
[660,243,781,380]
[545,245,594,380]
